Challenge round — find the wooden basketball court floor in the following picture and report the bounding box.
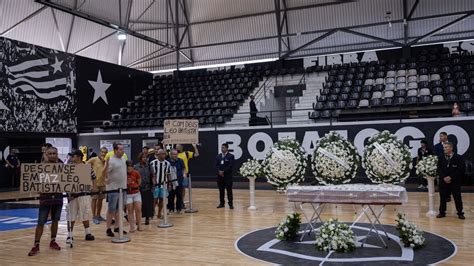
[0,188,472,265]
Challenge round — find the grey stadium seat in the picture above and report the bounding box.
[397,70,406,77]
[408,82,418,90]
[407,75,417,83]
[419,75,429,82]
[396,83,407,90]
[386,70,396,78]
[432,95,444,103]
[358,99,369,107]
[407,89,418,97]
[385,83,395,91]
[383,90,394,98]
[419,88,431,96]
[430,74,440,81]
[372,91,382,99]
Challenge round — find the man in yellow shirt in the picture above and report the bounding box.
[176,144,199,205]
[105,150,128,160]
[87,147,108,224]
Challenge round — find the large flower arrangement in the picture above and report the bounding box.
[395,213,425,249]
[362,131,412,184]
[311,132,360,185]
[239,159,262,178]
[275,212,301,241]
[315,218,356,252]
[262,138,307,192]
[415,155,438,178]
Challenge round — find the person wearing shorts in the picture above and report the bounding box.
[28,146,63,256]
[150,149,170,219]
[87,147,108,224]
[66,150,96,244]
[104,143,128,237]
[126,160,142,232]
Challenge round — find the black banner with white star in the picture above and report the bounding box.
[0,37,76,133]
[75,56,152,124]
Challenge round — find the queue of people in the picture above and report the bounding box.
[27,141,208,256]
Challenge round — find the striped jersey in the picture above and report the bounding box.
[150,159,170,187]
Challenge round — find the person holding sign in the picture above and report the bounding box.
[28,146,62,256]
[176,143,199,208]
[66,150,96,244]
[215,143,235,209]
[104,143,128,237]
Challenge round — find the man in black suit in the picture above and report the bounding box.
[417,139,433,189]
[216,143,235,209]
[250,95,258,119]
[437,142,465,220]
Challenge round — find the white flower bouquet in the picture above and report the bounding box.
[362,130,412,184]
[312,132,360,185]
[315,218,356,252]
[262,138,307,192]
[395,213,425,249]
[275,213,301,241]
[239,159,262,178]
[415,155,438,178]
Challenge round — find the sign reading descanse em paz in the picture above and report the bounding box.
[163,119,199,144]
[21,164,92,193]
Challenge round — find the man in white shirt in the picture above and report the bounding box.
[104,143,127,237]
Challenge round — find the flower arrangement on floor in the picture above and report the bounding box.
[311,132,360,185]
[415,155,438,178]
[262,138,307,192]
[395,213,425,249]
[239,159,262,178]
[315,218,356,252]
[275,213,301,241]
[362,130,412,184]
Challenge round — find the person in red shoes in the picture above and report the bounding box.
[28,146,63,256]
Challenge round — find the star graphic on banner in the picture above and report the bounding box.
[51,56,63,74]
[88,70,111,104]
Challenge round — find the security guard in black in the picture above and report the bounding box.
[437,142,465,219]
[216,143,234,209]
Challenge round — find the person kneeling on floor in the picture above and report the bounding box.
[66,149,96,243]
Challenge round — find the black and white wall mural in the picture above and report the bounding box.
[0,37,76,133]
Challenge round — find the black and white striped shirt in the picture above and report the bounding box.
[150,159,170,187]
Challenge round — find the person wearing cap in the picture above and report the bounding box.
[417,139,433,189]
[66,149,96,244]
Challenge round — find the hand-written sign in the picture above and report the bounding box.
[163,119,199,144]
[21,164,93,193]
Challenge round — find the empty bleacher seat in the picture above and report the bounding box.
[385,84,395,91]
[430,74,440,81]
[383,90,394,98]
[417,87,429,95]
[358,99,369,107]
[372,91,382,99]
